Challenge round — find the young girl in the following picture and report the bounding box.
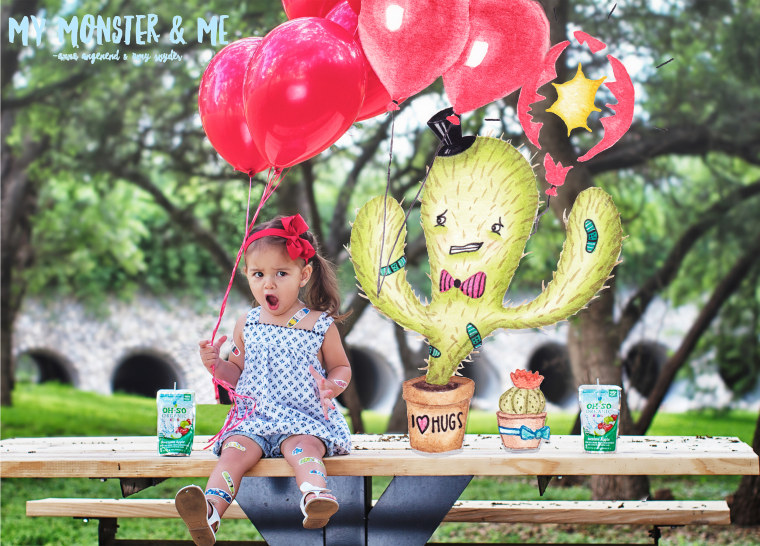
[175,214,352,546]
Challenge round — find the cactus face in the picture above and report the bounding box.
[422,138,538,310]
[349,136,623,386]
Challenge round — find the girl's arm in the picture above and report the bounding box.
[310,323,352,419]
[319,323,352,396]
[198,314,246,386]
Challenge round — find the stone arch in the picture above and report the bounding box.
[14,348,77,385]
[338,346,399,411]
[527,342,572,404]
[112,349,185,398]
[457,353,501,408]
[623,341,668,396]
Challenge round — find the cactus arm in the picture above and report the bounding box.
[349,195,429,334]
[494,187,623,329]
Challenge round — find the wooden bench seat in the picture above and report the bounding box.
[27,497,731,526]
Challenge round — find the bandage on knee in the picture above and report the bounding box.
[223,441,246,452]
[298,456,325,467]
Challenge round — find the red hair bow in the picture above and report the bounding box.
[244,214,316,261]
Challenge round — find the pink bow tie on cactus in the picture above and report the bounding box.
[439,270,487,298]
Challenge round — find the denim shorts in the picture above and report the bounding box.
[218,433,328,458]
[219,433,288,458]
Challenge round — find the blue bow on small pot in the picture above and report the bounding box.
[498,425,551,441]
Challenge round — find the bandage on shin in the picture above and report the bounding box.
[206,487,233,504]
[221,471,235,495]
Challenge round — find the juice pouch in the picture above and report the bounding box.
[157,389,195,456]
[578,385,621,452]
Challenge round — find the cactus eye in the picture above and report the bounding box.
[491,218,504,235]
[436,210,447,227]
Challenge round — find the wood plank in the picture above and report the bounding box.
[2,435,758,478]
[26,498,730,526]
[444,500,731,525]
[27,498,248,519]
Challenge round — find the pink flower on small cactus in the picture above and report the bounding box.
[510,369,545,390]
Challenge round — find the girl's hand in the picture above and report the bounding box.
[199,335,226,375]
[309,365,335,420]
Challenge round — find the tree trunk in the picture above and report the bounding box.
[567,281,651,500]
[533,0,651,501]
[0,158,38,407]
[730,410,760,525]
[1,114,45,406]
[635,238,760,434]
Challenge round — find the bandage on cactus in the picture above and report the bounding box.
[349,136,623,386]
[499,369,546,414]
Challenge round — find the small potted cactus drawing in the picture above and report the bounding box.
[349,110,622,452]
[497,369,549,450]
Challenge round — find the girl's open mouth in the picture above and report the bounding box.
[265,295,279,310]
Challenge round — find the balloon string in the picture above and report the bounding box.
[210,174,255,348]
[206,166,287,442]
[209,167,287,404]
[376,122,449,298]
[376,106,396,298]
[209,167,287,346]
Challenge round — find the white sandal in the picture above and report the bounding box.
[299,482,339,529]
[175,485,220,546]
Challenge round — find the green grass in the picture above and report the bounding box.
[1,383,758,545]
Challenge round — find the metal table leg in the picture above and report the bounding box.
[237,475,470,546]
[367,475,473,546]
[236,476,368,546]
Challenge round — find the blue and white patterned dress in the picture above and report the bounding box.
[214,306,352,457]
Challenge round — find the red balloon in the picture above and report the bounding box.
[244,18,366,168]
[443,0,550,115]
[325,0,357,31]
[282,0,341,19]
[358,0,470,101]
[198,38,269,175]
[326,1,398,121]
[347,0,361,14]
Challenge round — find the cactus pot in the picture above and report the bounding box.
[496,411,547,450]
[402,376,475,453]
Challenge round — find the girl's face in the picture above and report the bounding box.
[244,242,312,317]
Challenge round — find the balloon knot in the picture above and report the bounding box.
[387,100,400,112]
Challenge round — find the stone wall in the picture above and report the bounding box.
[15,292,756,412]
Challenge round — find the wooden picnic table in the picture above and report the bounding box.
[2,434,758,545]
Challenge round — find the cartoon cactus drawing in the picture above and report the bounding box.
[499,370,546,414]
[349,134,622,386]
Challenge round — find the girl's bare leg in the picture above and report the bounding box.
[281,434,337,529]
[281,434,328,490]
[205,435,264,518]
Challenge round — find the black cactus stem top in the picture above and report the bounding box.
[427,107,476,157]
